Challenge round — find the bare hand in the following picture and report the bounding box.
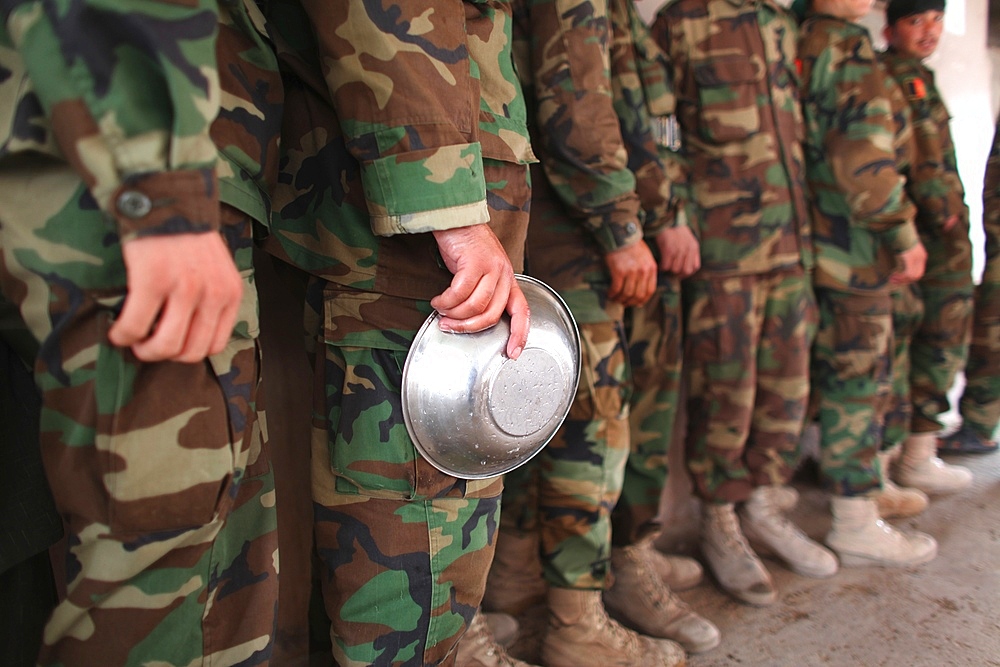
[890,242,927,285]
[605,241,657,307]
[108,232,243,362]
[431,225,529,360]
[654,226,701,278]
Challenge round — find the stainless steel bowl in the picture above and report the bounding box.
[401,275,581,479]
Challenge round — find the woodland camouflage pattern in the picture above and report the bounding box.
[881,49,973,436]
[606,0,683,544]
[798,15,920,294]
[884,284,924,449]
[264,1,531,664]
[511,0,642,259]
[683,270,815,501]
[799,15,915,494]
[957,118,1000,438]
[651,0,815,504]
[0,1,281,664]
[650,0,813,277]
[500,0,647,589]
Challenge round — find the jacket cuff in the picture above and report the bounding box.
[112,169,219,242]
[590,210,644,254]
[362,143,489,236]
[883,218,920,254]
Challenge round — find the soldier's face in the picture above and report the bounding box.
[886,11,945,60]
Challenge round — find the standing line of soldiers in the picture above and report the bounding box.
[1,0,995,666]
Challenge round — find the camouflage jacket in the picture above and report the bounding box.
[880,48,968,235]
[609,0,680,241]
[264,0,534,302]
[0,0,282,238]
[650,0,813,276]
[515,0,679,294]
[798,14,919,293]
[511,0,644,256]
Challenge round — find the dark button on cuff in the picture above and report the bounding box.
[117,190,152,219]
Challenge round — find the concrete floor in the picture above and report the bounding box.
[656,450,1000,667]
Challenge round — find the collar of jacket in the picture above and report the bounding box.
[723,0,786,12]
[883,46,930,70]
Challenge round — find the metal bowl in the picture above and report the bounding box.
[401,274,581,479]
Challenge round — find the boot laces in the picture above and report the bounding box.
[462,611,525,667]
[628,547,687,615]
[586,593,644,653]
[715,506,756,557]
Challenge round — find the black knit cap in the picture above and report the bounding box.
[886,0,946,25]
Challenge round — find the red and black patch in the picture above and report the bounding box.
[905,77,927,100]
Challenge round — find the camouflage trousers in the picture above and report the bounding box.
[683,269,816,504]
[0,159,279,666]
[884,285,925,449]
[908,230,974,434]
[502,286,630,589]
[811,288,893,495]
[612,276,682,547]
[310,283,507,667]
[957,243,1000,439]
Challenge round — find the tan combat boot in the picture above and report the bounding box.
[483,529,547,613]
[604,543,721,653]
[542,588,686,667]
[875,445,928,518]
[482,529,548,663]
[825,496,937,567]
[894,433,973,494]
[740,486,838,579]
[770,484,800,512]
[645,537,704,592]
[455,608,540,667]
[700,503,776,606]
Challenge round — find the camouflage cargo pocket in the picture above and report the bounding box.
[92,311,254,535]
[318,288,500,501]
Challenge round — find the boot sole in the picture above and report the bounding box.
[893,479,972,496]
[604,595,721,654]
[834,547,937,568]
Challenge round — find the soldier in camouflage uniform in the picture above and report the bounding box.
[866,46,933,520]
[262,2,535,665]
[940,118,1000,454]
[798,0,938,567]
[478,2,689,666]
[650,0,835,608]
[601,0,720,655]
[878,0,975,492]
[0,1,282,665]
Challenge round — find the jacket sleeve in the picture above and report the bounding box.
[900,71,968,232]
[521,0,643,253]
[608,0,679,237]
[807,31,918,254]
[1,0,223,241]
[300,0,495,237]
[647,8,693,231]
